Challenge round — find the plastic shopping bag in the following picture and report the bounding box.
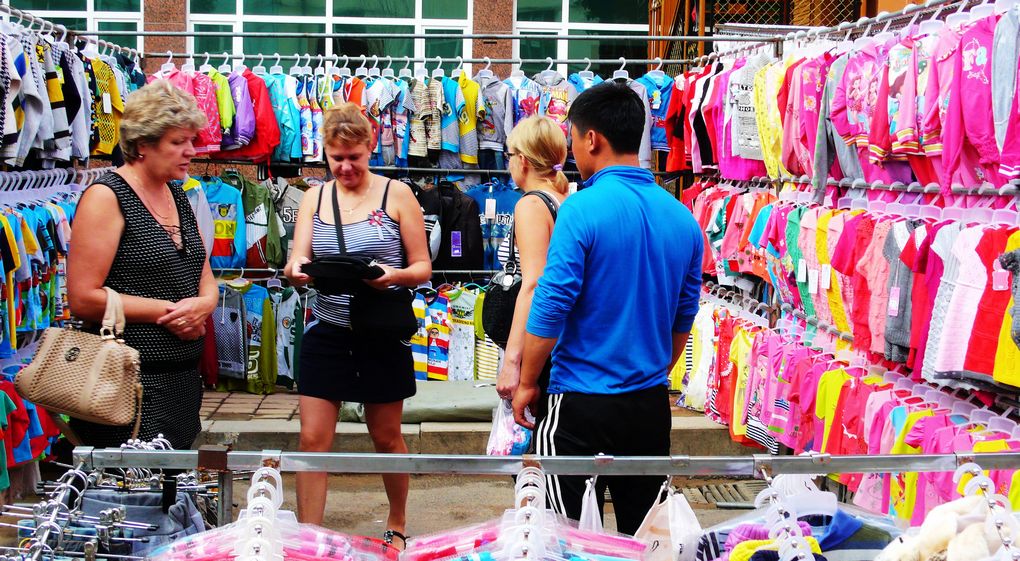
[486,399,534,456]
[635,484,702,561]
[579,477,604,533]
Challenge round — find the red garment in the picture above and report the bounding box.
[714,314,737,427]
[963,227,1014,377]
[199,315,219,386]
[776,59,806,127]
[665,75,690,172]
[214,70,281,163]
[0,384,28,467]
[846,216,877,348]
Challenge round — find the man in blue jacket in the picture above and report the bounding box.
[512,82,704,535]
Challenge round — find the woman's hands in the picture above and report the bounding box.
[364,263,400,290]
[285,256,313,287]
[157,296,215,340]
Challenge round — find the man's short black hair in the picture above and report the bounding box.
[567,81,644,155]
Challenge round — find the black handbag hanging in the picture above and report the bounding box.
[481,190,559,348]
[312,181,418,340]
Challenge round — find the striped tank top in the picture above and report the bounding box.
[311,180,405,327]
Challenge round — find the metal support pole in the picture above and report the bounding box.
[217,470,233,525]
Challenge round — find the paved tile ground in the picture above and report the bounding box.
[201,390,301,421]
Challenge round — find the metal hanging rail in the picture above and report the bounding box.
[74,31,781,42]
[707,175,1020,196]
[0,3,139,57]
[148,54,695,66]
[72,448,1020,476]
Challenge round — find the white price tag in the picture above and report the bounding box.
[484,198,497,220]
[808,269,819,295]
[102,92,112,114]
[888,287,900,317]
[797,258,808,283]
[821,264,832,290]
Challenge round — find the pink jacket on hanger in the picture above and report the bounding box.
[942,15,1007,188]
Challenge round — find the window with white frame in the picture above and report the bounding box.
[7,0,143,51]
[188,0,472,73]
[515,0,649,78]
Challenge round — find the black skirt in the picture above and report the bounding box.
[297,320,416,403]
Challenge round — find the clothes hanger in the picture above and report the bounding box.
[233,52,248,72]
[538,57,559,83]
[217,51,232,73]
[181,51,196,73]
[475,56,494,84]
[268,53,283,75]
[198,52,213,73]
[252,53,267,75]
[431,56,445,78]
[945,0,972,29]
[578,57,595,80]
[414,57,429,79]
[289,52,303,75]
[382,56,395,79]
[300,53,312,74]
[969,0,995,21]
[315,54,326,76]
[399,56,413,79]
[368,55,381,78]
[612,57,629,80]
[645,57,666,81]
[339,54,352,77]
[160,50,176,73]
[354,55,368,77]
[510,61,525,79]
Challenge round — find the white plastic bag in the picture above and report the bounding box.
[635,484,702,561]
[486,399,533,456]
[579,477,604,533]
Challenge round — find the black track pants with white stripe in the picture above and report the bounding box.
[534,385,671,536]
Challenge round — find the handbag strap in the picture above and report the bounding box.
[330,182,349,256]
[506,190,561,272]
[100,287,125,337]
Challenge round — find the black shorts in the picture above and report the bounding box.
[297,320,416,404]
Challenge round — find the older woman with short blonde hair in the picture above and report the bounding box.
[66,79,218,449]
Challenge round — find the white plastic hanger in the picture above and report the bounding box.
[612,57,629,80]
[160,51,176,73]
[355,55,369,77]
[414,58,429,79]
[181,52,196,73]
[645,57,666,81]
[538,56,560,83]
[475,57,494,85]
[233,52,248,72]
[198,52,213,73]
[368,55,381,78]
[451,56,465,79]
[970,0,995,22]
[252,53,267,75]
[382,56,395,78]
[431,56,445,78]
[919,2,947,34]
[269,53,283,75]
[289,52,303,75]
[578,57,595,80]
[945,0,972,29]
[871,12,896,44]
[339,55,352,77]
[314,54,326,76]
[399,56,413,79]
[217,51,232,73]
[996,0,1019,15]
[301,53,312,75]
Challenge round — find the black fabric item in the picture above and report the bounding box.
[481,190,558,347]
[433,182,484,270]
[297,320,416,403]
[691,63,722,167]
[535,385,671,536]
[70,172,205,450]
[305,179,385,292]
[349,286,418,340]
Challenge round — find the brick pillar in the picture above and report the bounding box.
[142,0,186,74]
[472,0,514,77]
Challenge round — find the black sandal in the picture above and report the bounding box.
[383,529,408,550]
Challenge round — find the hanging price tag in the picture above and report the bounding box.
[808,269,819,295]
[102,93,112,114]
[797,259,808,283]
[820,264,832,290]
[888,287,900,317]
[993,260,1010,291]
[484,199,497,220]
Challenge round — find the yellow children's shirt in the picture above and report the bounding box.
[993,231,1020,387]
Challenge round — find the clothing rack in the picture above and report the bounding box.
[0,3,139,59]
[187,160,681,177]
[790,0,981,42]
[71,447,1020,478]
[78,31,780,42]
[706,174,1020,196]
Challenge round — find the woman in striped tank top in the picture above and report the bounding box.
[493,116,569,426]
[284,103,431,547]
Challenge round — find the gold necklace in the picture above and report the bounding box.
[337,184,372,215]
[125,169,173,220]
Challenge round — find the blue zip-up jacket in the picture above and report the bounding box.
[527,166,704,395]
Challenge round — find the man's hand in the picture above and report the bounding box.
[512,382,540,430]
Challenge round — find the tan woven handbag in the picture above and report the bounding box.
[15,287,142,437]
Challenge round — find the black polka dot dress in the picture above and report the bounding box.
[69,172,206,450]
